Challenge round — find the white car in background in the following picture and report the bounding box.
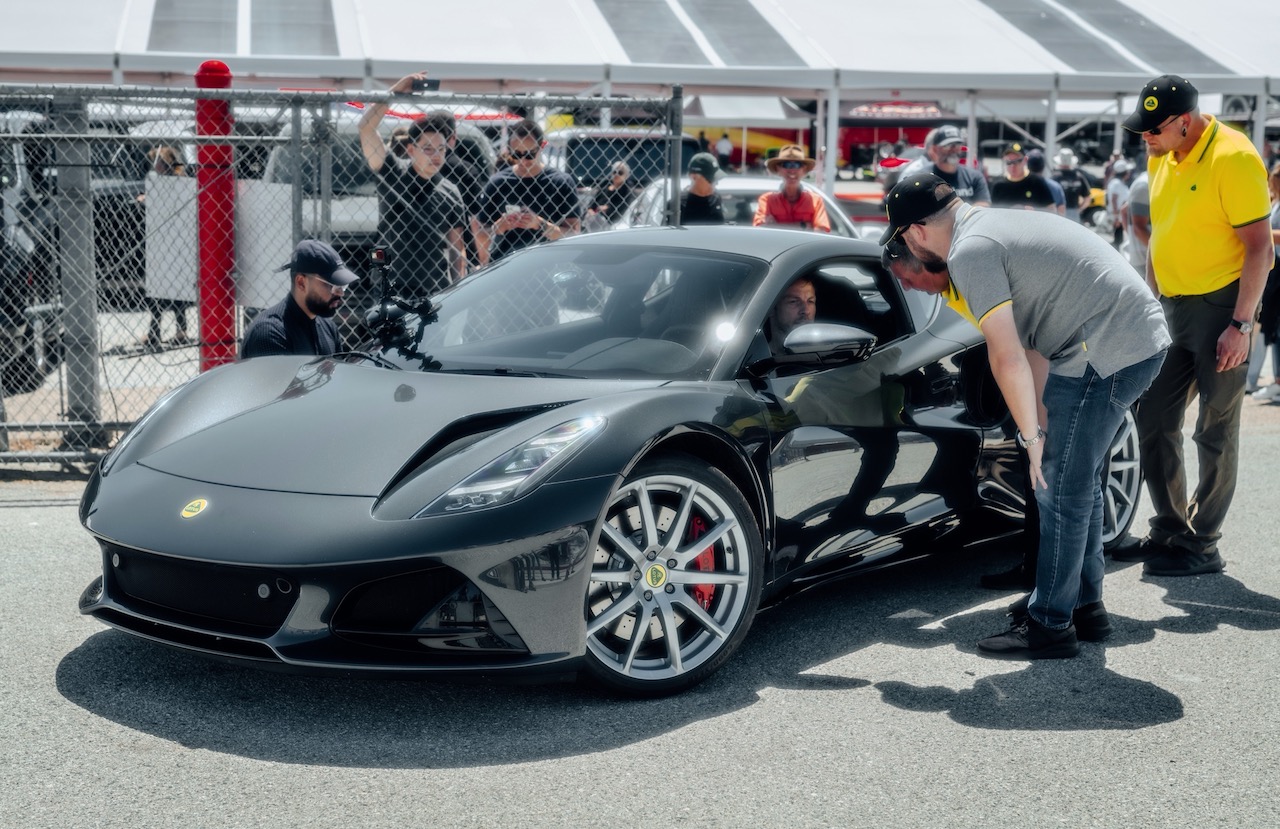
[614,174,872,239]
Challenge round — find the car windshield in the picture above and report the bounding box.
[269,135,375,196]
[365,242,769,380]
[633,179,859,238]
[564,136,697,187]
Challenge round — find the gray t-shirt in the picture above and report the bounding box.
[948,204,1170,378]
[1126,172,1150,269]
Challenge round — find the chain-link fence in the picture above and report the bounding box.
[1,84,681,467]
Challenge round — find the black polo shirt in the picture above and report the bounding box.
[990,174,1057,209]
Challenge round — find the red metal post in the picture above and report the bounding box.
[195,60,236,370]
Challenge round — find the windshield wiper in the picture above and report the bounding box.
[436,367,581,379]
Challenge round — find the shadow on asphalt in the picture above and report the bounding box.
[54,548,1280,767]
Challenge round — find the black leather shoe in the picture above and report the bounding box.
[1109,535,1173,562]
[1144,550,1225,577]
[1007,596,1112,642]
[979,563,1035,590]
[977,616,1080,660]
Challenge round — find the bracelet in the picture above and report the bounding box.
[1016,426,1045,449]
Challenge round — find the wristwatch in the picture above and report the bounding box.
[1229,318,1254,335]
[1016,427,1045,449]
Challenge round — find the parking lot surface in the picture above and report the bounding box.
[2,403,1278,828]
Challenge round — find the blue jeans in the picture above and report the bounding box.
[1029,351,1167,630]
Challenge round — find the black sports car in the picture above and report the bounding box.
[78,227,1142,696]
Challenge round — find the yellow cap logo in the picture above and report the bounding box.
[1143,96,1159,112]
[181,499,208,519]
[645,563,668,588]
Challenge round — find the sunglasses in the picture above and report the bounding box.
[309,275,347,294]
[1004,156,1026,165]
[508,148,541,161]
[778,160,805,170]
[1144,114,1181,137]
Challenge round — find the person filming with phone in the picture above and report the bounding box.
[476,119,581,263]
[358,72,467,299]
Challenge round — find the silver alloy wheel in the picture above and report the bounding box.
[1101,409,1142,547]
[585,458,760,694]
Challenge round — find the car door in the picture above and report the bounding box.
[762,258,983,584]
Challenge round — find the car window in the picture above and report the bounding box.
[270,135,376,196]
[386,243,769,380]
[775,260,908,346]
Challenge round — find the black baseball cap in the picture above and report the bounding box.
[1123,74,1198,133]
[879,173,958,246]
[1003,141,1028,159]
[930,125,963,148]
[279,239,359,286]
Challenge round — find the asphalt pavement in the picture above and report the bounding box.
[2,403,1278,828]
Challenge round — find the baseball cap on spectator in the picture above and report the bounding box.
[279,239,359,286]
[879,173,958,246]
[688,152,721,181]
[930,125,963,148]
[1112,159,1133,175]
[1123,74,1198,133]
[1026,149,1047,174]
[1053,147,1078,169]
[1003,142,1027,160]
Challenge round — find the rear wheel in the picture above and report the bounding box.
[584,453,763,696]
[1101,409,1142,548]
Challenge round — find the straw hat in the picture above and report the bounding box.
[766,145,816,174]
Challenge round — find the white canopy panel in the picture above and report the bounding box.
[0,0,1275,102]
[683,95,811,128]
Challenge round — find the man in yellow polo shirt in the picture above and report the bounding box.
[1113,75,1272,577]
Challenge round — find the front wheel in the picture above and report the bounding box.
[584,453,763,696]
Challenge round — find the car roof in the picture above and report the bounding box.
[570,223,878,259]
[633,174,862,235]
[545,126,698,140]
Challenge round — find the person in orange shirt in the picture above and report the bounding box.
[753,145,830,232]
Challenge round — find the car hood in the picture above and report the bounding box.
[130,357,663,496]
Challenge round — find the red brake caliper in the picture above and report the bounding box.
[686,515,716,610]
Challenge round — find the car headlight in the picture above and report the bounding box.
[418,416,605,516]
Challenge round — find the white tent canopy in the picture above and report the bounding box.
[682,95,810,128]
[1,0,1278,102]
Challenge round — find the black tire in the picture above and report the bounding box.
[1101,409,1142,549]
[584,452,763,696]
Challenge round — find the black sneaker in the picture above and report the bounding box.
[979,563,1035,590]
[977,616,1080,660]
[1144,550,1225,577]
[1109,535,1173,562]
[1007,596,1113,642]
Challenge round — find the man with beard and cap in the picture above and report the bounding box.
[901,125,991,206]
[1110,74,1271,576]
[240,240,359,359]
[881,172,1169,659]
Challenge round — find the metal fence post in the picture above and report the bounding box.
[316,110,333,244]
[668,84,684,226]
[52,94,104,449]
[195,60,237,370]
[290,99,304,246]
